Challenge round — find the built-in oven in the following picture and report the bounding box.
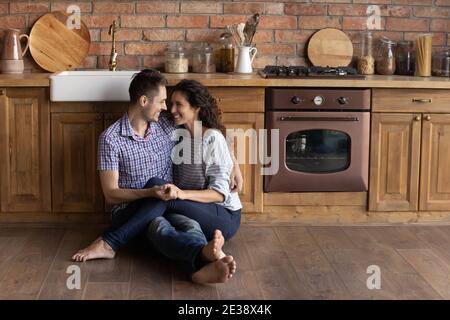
[264,88,370,192]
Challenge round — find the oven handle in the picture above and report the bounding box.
[279,116,359,122]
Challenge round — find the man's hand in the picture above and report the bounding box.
[153,185,177,201]
[153,184,186,201]
[230,161,243,193]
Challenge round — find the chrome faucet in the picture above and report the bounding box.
[108,20,118,71]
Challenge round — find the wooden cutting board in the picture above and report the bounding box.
[29,11,90,72]
[307,28,353,67]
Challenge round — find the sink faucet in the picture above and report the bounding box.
[108,20,118,71]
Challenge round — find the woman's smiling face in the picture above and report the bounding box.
[170,91,199,126]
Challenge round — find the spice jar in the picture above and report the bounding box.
[165,46,188,73]
[192,44,216,73]
[356,31,375,75]
[396,40,415,76]
[432,49,450,77]
[376,37,397,75]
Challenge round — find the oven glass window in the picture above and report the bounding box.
[285,129,350,173]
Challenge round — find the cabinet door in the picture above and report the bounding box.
[369,113,421,211]
[0,88,51,212]
[221,113,264,213]
[51,113,103,212]
[420,114,450,211]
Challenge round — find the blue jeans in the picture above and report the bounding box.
[146,213,208,274]
[102,177,241,265]
[107,203,207,275]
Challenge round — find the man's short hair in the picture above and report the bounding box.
[129,69,167,104]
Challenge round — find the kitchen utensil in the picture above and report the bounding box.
[237,23,246,46]
[307,28,353,67]
[243,13,260,46]
[1,28,29,60]
[29,11,90,72]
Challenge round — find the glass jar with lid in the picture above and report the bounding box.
[192,44,216,73]
[356,31,375,75]
[432,49,450,77]
[376,37,397,75]
[396,40,415,75]
[219,34,235,73]
[165,45,189,73]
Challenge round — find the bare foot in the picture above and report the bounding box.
[192,256,236,284]
[72,237,115,262]
[201,230,226,262]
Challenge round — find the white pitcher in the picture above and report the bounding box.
[235,46,257,73]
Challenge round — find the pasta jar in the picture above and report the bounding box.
[165,46,189,73]
[356,31,375,75]
[192,44,216,73]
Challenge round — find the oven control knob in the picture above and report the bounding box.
[291,96,302,104]
[338,97,348,105]
[313,96,324,106]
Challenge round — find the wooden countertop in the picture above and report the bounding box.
[0,73,51,87]
[4,71,450,89]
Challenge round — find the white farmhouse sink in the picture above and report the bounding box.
[50,70,140,101]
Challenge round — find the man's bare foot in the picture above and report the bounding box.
[201,230,226,262]
[72,237,116,262]
[191,256,236,284]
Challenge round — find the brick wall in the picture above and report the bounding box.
[1,0,450,72]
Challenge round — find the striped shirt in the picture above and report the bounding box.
[97,112,176,213]
[172,128,242,211]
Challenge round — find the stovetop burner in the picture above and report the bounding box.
[259,65,366,79]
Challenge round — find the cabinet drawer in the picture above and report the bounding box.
[373,89,450,113]
[208,87,264,113]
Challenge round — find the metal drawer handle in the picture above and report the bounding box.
[411,98,432,103]
[279,116,359,122]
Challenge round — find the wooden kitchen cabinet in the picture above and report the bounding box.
[371,89,450,212]
[369,112,450,211]
[419,114,450,211]
[0,87,51,212]
[369,113,421,211]
[51,113,104,213]
[221,112,264,213]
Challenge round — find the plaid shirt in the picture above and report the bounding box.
[98,112,176,213]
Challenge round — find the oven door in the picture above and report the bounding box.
[264,111,370,192]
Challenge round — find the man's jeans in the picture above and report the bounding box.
[102,177,241,253]
[146,213,208,275]
[109,204,207,275]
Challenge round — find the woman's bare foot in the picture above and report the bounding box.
[201,230,226,262]
[72,237,116,262]
[191,256,236,284]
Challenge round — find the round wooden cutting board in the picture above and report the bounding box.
[307,28,353,67]
[29,11,90,72]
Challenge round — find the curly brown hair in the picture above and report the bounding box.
[172,79,226,135]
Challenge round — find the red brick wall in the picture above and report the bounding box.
[1,0,449,72]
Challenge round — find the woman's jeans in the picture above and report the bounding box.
[102,177,241,274]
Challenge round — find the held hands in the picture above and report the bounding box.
[153,184,185,201]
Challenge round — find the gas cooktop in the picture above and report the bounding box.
[259,65,366,79]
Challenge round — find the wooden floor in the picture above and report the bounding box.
[0,224,449,300]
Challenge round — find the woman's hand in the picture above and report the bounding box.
[230,161,243,193]
[158,184,186,201]
[153,185,177,201]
